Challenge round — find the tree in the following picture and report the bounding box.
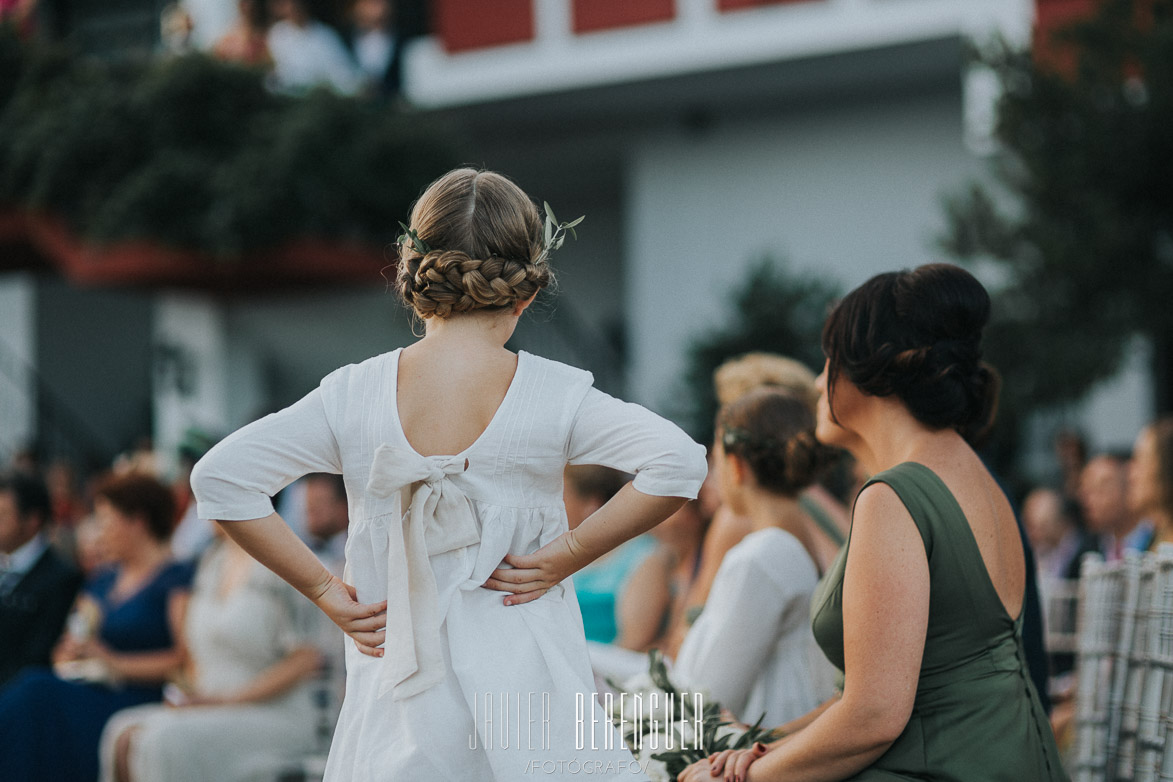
[941,0,1173,418]
[675,257,840,447]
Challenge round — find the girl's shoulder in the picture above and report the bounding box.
[517,350,595,388]
[318,349,401,394]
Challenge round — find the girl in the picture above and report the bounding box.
[190,168,707,781]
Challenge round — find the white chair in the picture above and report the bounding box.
[1116,555,1159,781]
[1073,553,1128,782]
[1134,549,1173,782]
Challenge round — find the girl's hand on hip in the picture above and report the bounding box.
[483,536,580,606]
[312,575,387,657]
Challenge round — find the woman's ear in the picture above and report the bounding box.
[512,292,538,317]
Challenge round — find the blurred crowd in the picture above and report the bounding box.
[0,357,1170,780]
[1,0,404,99]
[0,438,350,781]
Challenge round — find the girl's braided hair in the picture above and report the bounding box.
[396,168,552,318]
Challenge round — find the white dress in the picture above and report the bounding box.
[99,542,324,782]
[191,349,708,781]
[673,528,838,727]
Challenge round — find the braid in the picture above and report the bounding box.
[394,169,555,319]
[397,248,551,318]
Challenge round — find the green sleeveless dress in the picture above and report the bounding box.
[810,462,1068,781]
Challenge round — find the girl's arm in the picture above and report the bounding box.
[191,380,386,656]
[212,514,387,656]
[485,486,685,604]
[486,387,708,604]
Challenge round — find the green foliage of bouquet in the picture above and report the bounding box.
[608,651,779,782]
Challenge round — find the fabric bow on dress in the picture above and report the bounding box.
[365,444,482,701]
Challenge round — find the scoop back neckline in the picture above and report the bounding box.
[389,347,528,459]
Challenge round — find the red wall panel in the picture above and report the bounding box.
[572,0,675,34]
[433,0,535,53]
[717,0,814,12]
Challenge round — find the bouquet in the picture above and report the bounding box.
[607,651,779,782]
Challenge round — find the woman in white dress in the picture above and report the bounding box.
[99,527,326,782]
[673,388,838,726]
[190,168,708,781]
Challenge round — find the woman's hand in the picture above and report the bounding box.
[483,536,581,606]
[168,691,229,708]
[311,574,387,657]
[677,743,768,782]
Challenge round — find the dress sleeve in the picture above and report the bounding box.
[672,543,795,717]
[565,387,707,499]
[191,384,343,522]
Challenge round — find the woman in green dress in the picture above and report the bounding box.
[679,263,1067,782]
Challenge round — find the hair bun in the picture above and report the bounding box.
[398,248,550,318]
[718,389,836,497]
[782,431,839,492]
[822,263,997,443]
[957,362,1000,446]
[395,168,552,319]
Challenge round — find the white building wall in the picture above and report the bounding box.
[223,289,415,423]
[153,293,230,478]
[0,273,36,464]
[626,86,979,409]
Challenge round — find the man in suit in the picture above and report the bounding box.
[0,471,83,686]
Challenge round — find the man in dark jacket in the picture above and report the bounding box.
[0,471,82,686]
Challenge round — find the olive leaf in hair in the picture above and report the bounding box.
[721,428,782,453]
[536,201,584,265]
[397,222,431,255]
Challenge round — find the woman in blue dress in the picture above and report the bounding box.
[0,471,192,782]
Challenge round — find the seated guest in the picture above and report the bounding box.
[1081,453,1152,559]
[611,500,706,654]
[0,472,192,782]
[565,465,654,644]
[672,389,838,726]
[1022,486,1096,684]
[303,472,349,576]
[666,353,847,659]
[1130,418,1173,550]
[1023,487,1094,582]
[100,524,327,782]
[0,471,83,686]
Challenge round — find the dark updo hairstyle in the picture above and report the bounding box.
[94,472,176,543]
[821,263,999,445]
[395,168,552,319]
[717,388,836,497]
